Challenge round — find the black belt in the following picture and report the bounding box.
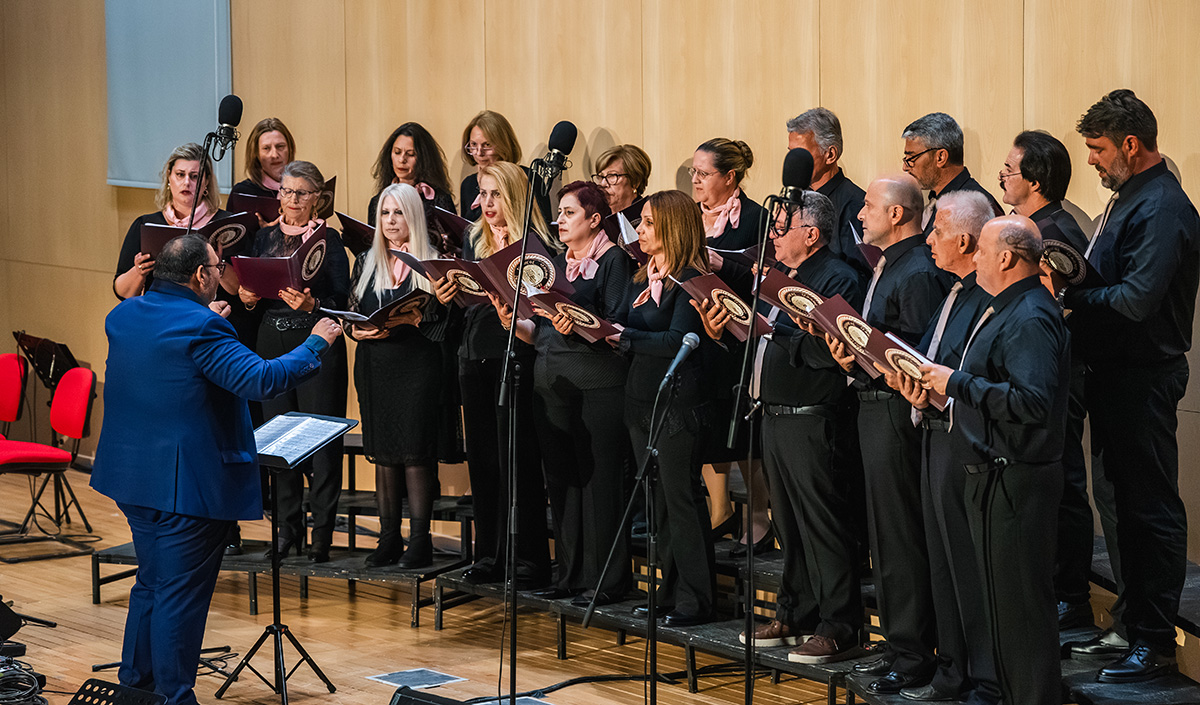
[764,403,835,419]
[857,389,897,402]
[921,418,951,432]
[265,313,318,331]
[964,457,1011,474]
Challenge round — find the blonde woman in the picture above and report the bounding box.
[349,183,447,569]
[434,161,558,587]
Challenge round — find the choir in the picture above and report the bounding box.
[111,89,1200,705]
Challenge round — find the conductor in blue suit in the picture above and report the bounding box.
[92,234,343,705]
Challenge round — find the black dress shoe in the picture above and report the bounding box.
[710,515,738,540]
[663,610,711,627]
[1097,642,1178,683]
[1067,629,1129,655]
[731,526,777,557]
[461,565,503,585]
[899,683,959,701]
[632,605,671,619]
[572,591,623,607]
[868,671,931,695]
[308,545,330,563]
[1058,600,1094,629]
[852,654,894,676]
[529,587,577,599]
[396,534,433,569]
[263,536,299,561]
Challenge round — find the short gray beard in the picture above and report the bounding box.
[1100,152,1132,191]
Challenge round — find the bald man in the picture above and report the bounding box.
[922,216,1069,705]
[826,174,950,695]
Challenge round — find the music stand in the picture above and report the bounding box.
[215,412,357,705]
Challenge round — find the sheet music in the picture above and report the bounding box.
[255,415,348,466]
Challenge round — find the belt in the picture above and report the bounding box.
[921,418,951,432]
[964,457,1011,474]
[764,403,835,419]
[857,388,897,402]
[265,313,318,331]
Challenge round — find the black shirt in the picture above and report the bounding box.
[1064,161,1200,365]
[816,169,871,276]
[366,188,455,226]
[866,234,952,345]
[761,247,865,405]
[230,179,278,199]
[459,168,553,226]
[924,167,1004,236]
[918,271,992,369]
[348,251,449,344]
[614,267,706,404]
[947,276,1069,464]
[1030,201,1088,252]
[532,246,633,390]
[248,223,351,318]
[456,232,535,361]
[708,191,769,285]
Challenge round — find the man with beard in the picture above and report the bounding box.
[901,112,1002,236]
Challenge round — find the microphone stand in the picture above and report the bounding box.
[725,195,795,705]
[184,132,221,237]
[495,156,552,705]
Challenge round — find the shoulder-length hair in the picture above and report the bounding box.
[243,117,296,187]
[459,110,522,168]
[156,143,221,215]
[467,162,558,258]
[635,190,709,289]
[356,183,437,300]
[372,122,453,198]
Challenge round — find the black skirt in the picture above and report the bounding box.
[354,328,443,466]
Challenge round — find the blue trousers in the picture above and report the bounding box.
[118,503,231,705]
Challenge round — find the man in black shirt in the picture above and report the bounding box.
[825,174,950,694]
[1000,129,1103,634]
[699,191,866,663]
[787,108,870,276]
[923,215,1069,705]
[1059,90,1200,682]
[901,112,1003,236]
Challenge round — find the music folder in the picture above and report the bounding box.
[526,288,621,343]
[315,175,338,220]
[319,289,431,330]
[226,192,281,223]
[336,211,374,256]
[708,241,776,269]
[429,206,470,255]
[255,412,357,470]
[676,273,772,342]
[879,332,949,411]
[391,250,491,304]
[756,267,825,327]
[857,243,883,269]
[1042,239,1106,289]
[476,237,575,319]
[809,294,882,379]
[603,212,646,264]
[230,223,329,299]
[140,211,260,260]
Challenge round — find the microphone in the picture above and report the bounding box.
[658,332,701,393]
[779,148,814,203]
[534,121,577,188]
[213,94,243,160]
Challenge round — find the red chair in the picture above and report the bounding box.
[0,353,28,439]
[0,365,96,562]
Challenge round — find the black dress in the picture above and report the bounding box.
[350,255,448,466]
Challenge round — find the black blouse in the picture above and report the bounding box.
[230,179,278,198]
[614,267,706,404]
[247,223,351,319]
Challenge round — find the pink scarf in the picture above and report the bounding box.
[390,244,412,286]
[565,233,615,281]
[261,174,281,191]
[632,256,665,307]
[392,178,436,201]
[163,201,212,229]
[701,189,742,238]
[280,217,322,243]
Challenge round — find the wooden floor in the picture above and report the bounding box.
[0,472,838,705]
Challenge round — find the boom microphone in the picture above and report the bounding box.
[533,121,577,189]
[213,94,243,160]
[658,332,701,393]
[780,148,814,203]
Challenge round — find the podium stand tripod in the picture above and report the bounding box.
[215,412,357,705]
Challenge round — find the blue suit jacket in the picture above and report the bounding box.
[92,281,323,521]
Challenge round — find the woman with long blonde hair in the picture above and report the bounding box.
[349,183,447,568]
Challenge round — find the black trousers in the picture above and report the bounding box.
[1087,358,1189,652]
[762,410,860,645]
[923,432,1000,702]
[1055,359,1095,606]
[459,356,551,581]
[858,394,935,676]
[258,324,347,545]
[627,396,715,616]
[533,380,631,595]
[966,461,1062,705]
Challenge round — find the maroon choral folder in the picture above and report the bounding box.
[676,273,772,342]
[319,289,431,329]
[527,289,621,343]
[335,212,374,256]
[230,223,329,299]
[139,211,260,260]
[391,250,491,304]
[809,294,881,379]
[879,332,949,411]
[226,192,281,223]
[756,267,824,326]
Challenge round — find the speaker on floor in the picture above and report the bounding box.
[389,686,469,705]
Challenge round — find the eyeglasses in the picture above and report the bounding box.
[278,186,318,200]
[592,172,629,186]
[770,222,814,239]
[463,142,495,157]
[687,166,718,179]
[203,262,227,275]
[998,168,1024,180]
[902,147,937,168]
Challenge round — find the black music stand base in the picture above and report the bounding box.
[215,623,334,702]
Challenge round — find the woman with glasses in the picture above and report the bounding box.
[231,117,295,199]
[238,160,350,563]
[114,143,228,300]
[613,189,716,625]
[689,138,773,555]
[433,161,556,588]
[367,122,455,226]
[349,183,448,569]
[493,180,635,605]
[458,110,552,226]
[592,144,652,225]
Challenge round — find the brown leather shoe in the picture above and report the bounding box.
[788,635,864,664]
[739,619,803,647]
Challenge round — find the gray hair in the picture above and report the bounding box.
[786,108,843,155]
[997,221,1043,263]
[154,235,211,284]
[794,190,835,244]
[902,112,964,164]
[935,191,993,240]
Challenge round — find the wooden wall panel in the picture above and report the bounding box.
[343,0,486,219]
[820,0,1023,206]
[641,0,820,200]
